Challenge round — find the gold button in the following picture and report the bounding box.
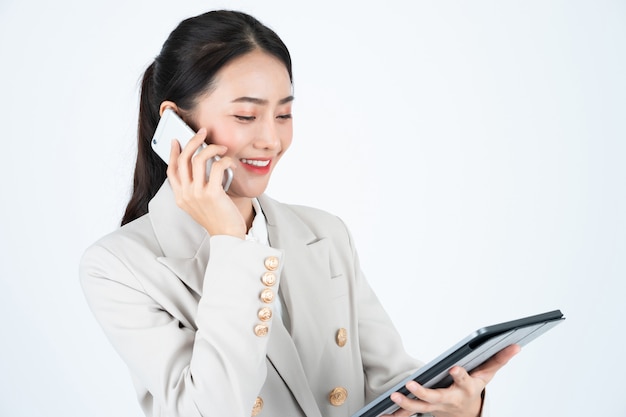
[261,271,277,287]
[254,324,269,337]
[260,288,274,304]
[251,396,263,416]
[264,256,279,271]
[329,386,348,406]
[258,307,272,322]
[336,328,348,347]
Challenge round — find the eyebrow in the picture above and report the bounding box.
[231,95,294,105]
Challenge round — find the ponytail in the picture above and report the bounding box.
[121,62,167,226]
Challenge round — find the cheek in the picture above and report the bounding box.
[208,123,244,150]
[279,125,293,153]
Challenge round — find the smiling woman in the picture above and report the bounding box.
[119,11,294,228]
[79,9,517,417]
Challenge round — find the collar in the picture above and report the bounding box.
[147,181,318,258]
[246,198,269,245]
[148,180,208,259]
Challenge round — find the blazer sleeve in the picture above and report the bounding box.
[80,234,282,417]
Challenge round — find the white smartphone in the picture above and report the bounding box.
[151,107,233,191]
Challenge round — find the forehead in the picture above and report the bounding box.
[209,50,292,100]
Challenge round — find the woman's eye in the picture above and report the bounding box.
[234,115,255,121]
[277,114,292,120]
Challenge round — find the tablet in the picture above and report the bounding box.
[352,309,565,417]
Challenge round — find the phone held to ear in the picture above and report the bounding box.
[151,107,234,192]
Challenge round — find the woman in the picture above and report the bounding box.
[80,10,518,417]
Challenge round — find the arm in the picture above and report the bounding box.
[80,235,281,416]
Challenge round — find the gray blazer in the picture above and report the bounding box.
[80,181,424,417]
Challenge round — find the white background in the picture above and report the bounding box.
[1,1,624,416]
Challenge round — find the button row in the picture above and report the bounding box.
[254,256,279,338]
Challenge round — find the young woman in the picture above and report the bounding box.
[80,10,518,417]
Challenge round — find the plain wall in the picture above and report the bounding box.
[1,0,624,416]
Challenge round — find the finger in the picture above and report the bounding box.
[179,128,209,184]
[471,344,521,384]
[403,381,442,408]
[448,365,486,404]
[206,155,236,192]
[449,365,478,390]
[166,139,182,188]
[384,390,432,417]
[191,144,228,190]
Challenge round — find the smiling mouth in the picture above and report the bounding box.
[241,158,270,167]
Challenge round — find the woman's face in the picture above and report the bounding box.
[189,50,293,199]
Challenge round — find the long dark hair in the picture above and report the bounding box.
[121,10,293,225]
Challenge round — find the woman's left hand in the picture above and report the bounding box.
[382,344,520,417]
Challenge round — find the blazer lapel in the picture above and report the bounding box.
[260,195,336,414]
[266,319,323,417]
[148,181,209,295]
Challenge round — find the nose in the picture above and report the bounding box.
[254,118,280,150]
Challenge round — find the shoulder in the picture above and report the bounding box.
[261,193,344,224]
[84,214,160,257]
[260,195,355,247]
[79,214,162,284]
[287,203,343,227]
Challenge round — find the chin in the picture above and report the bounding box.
[227,181,269,199]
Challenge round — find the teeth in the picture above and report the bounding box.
[241,158,270,167]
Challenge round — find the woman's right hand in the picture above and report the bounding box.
[166,128,246,239]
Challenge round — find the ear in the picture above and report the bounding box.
[159,101,180,117]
